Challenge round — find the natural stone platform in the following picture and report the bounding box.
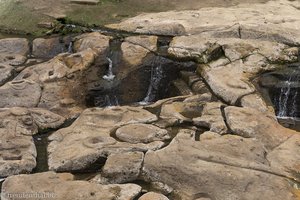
[0,1,299,200]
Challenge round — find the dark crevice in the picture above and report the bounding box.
[220,105,233,134]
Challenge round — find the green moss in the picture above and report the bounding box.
[0,0,52,36]
[66,0,175,27]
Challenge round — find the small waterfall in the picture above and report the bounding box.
[103,57,115,81]
[94,95,119,107]
[276,67,299,119]
[277,80,292,117]
[139,58,164,105]
[68,41,73,53]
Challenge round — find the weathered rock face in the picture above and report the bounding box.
[1,171,142,200]
[73,32,111,64]
[200,62,256,105]
[107,0,300,45]
[32,37,69,59]
[5,48,97,117]
[142,129,299,200]
[224,106,294,150]
[101,152,144,184]
[0,107,65,177]
[193,102,227,134]
[48,106,159,172]
[0,79,42,108]
[0,64,14,86]
[138,192,169,200]
[115,124,170,144]
[0,38,29,66]
[1,1,300,199]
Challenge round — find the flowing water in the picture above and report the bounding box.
[275,67,300,119]
[259,64,300,130]
[103,57,116,81]
[139,58,165,105]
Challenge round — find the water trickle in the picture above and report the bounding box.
[68,41,73,53]
[276,68,299,119]
[139,58,165,105]
[103,57,115,81]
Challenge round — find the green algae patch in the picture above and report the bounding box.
[0,0,52,36]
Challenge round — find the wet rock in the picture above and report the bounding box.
[0,79,42,108]
[32,37,66,59]
[1,171,141,200]
[200,62,255,105]
[0,107,65,177]
[138,192,169,200]
[193,102,228,134]
[102,152,144,183]
[0,64,14,86]
[224,106,294,150]
[0,38,29,66]
[115,124,170,144]
[48,106,159,171]
[125,35,158,52]
[142,129,297,200]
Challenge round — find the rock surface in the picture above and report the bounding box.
[0,38,29,66]
[0,107,65,177]
[1,171,141,200]
[138,192,169,200]
[107,0,300,44]
[115,124,170,144]
[48,106,159,171]
[102,152,144,183]
[142,129,299,200]
[32,37,66,59]
[1,1,300,199]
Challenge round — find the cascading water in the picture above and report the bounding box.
[275,67,299,119]
[139,57,164,105]
[259,64,300,130]
[68,41,73,53]
[103,57,115,81]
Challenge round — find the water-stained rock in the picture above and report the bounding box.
[1,171,142,200]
